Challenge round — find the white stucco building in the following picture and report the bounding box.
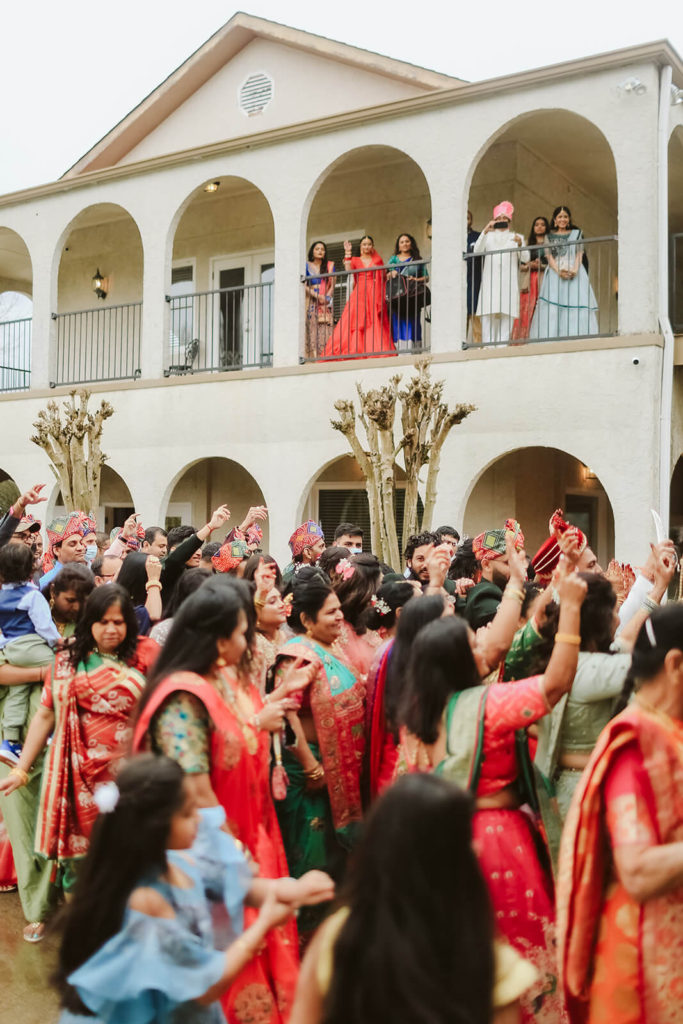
[1,13,682,565]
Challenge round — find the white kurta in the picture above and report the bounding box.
[473,229,526,318]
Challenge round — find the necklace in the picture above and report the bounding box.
[214,668,259,755]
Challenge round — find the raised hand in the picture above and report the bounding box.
[208,505,231,532]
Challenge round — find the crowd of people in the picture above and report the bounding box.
[0,481,681,1024]
[303,234,430,360]
[467,202,600,346]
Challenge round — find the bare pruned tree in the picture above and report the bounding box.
[31,389,114,513]
[332,360,475,568]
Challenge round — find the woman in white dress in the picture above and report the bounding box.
[473,201,525,345]
[529,205,599,339]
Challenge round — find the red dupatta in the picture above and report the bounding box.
[133,671,299,1024]
[557,704,683,1024]
[36,650,145,860]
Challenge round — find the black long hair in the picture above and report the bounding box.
[161,566,213,619]
[136,576,249,721]
[332,553,381,633]
[55,755,185,1013]
[362,580,416,632]
[307,239,329,267]
[116,551,151,607]
[384,594,447,735]
[322,774,494,1024]
[615,604,683,714]
[528,215,550,245]
[551,205,575,230]
[69,585,138,669]
[287,572,335,635]
[393,232,422,259]
[401,617,479,745]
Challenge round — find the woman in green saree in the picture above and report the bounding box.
[271,571,365,943]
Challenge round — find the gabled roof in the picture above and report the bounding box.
[62,12,463,178]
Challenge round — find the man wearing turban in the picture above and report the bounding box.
[465,518,525,630]
[282,520,325,586]
[471,201,525,345]
[39,512,94,591]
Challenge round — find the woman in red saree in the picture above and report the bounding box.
[0,807,16,890]
[323,236,394,359]
[0,585,146,892]
[557,604,683,1024]
[133,576,329,1024]
[401,573,587,1024]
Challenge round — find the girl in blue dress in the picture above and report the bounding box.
[54,755,334,1024]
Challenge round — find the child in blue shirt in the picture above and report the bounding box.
[0,543,60,766]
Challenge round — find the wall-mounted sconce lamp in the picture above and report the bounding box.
[92,268,107,300]
[672,86,683,105]
[618,77,647,96]
[583,464,598,482]
[203,181,220,193]
[426,218,432,240]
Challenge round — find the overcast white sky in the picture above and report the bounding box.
[1,0,681,195]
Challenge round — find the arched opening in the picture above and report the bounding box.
[164,457,268,548]
[670,455,683,546]
[300,454,421,553]
[50,465,134,534]
[466,111,618,346]
[168,177,275,374]
[0,227,32,391]
[668,126,683,333]
[304,146,432,360]
[463,447,615,568]
[55,203,144,385]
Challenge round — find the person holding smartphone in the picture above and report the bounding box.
[472,201,526,345]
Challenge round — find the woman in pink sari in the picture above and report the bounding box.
[401,573,587,1024]
[323,236,394,359]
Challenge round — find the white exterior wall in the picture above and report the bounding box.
[0,47,676,568]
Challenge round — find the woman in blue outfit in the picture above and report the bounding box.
[55,755,334,1024]
[386,233,430,350]
[529,206,599,340]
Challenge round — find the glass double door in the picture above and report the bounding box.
[212,254,274,368]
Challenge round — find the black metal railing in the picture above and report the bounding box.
[671,232,683,333]
[52,302,142,385]
[462,236,617,346]
[0,317,31,391]
[300,260,431,362]
[165,281,274,375]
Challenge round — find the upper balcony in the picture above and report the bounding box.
[0,103,681,392]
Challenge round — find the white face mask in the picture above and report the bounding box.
[85,544,98,563]
[349,547,362,555]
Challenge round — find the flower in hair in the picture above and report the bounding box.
[283,593,294,617]
[371,595,391,616]
[337,558,355,581]
[94,780,120,814]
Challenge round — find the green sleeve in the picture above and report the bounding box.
[503,619,544,682]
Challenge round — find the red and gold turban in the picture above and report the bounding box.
[212,532,248,573]
[43,511,97,573]
[472,518,524,567]
[288,520,325,559]
[530,509,587,585]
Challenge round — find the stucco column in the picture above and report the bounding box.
[270,194,305,369]
[27,242,56,390]
[426,151,466,355]
[137,223,167,380]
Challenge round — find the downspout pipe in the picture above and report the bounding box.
[657,63,674,534]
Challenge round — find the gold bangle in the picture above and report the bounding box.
[503,587,525,603]
[555,633,582,646]
[253,595,266,608]
[10,766,29,786]
[145,580,162,591]
[304,763,325,781]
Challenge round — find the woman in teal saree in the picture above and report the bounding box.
[270,572,365,943]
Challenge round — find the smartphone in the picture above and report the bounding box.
[493,221,508,230]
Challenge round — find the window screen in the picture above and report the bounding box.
[318,488,423,556]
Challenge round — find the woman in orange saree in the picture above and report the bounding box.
[557,603,683,1024]
[323,236,394,359]
[0,585,146,892]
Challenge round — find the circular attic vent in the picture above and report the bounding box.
[239,73,274,117]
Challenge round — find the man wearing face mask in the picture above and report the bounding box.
[38,512,94,592]
[333,522,364,554]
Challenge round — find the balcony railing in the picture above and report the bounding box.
[52,302,142,385]
[165,281,274,375]
[462,235,617,346]
[300,260,431,362]
[0,317,31,392]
